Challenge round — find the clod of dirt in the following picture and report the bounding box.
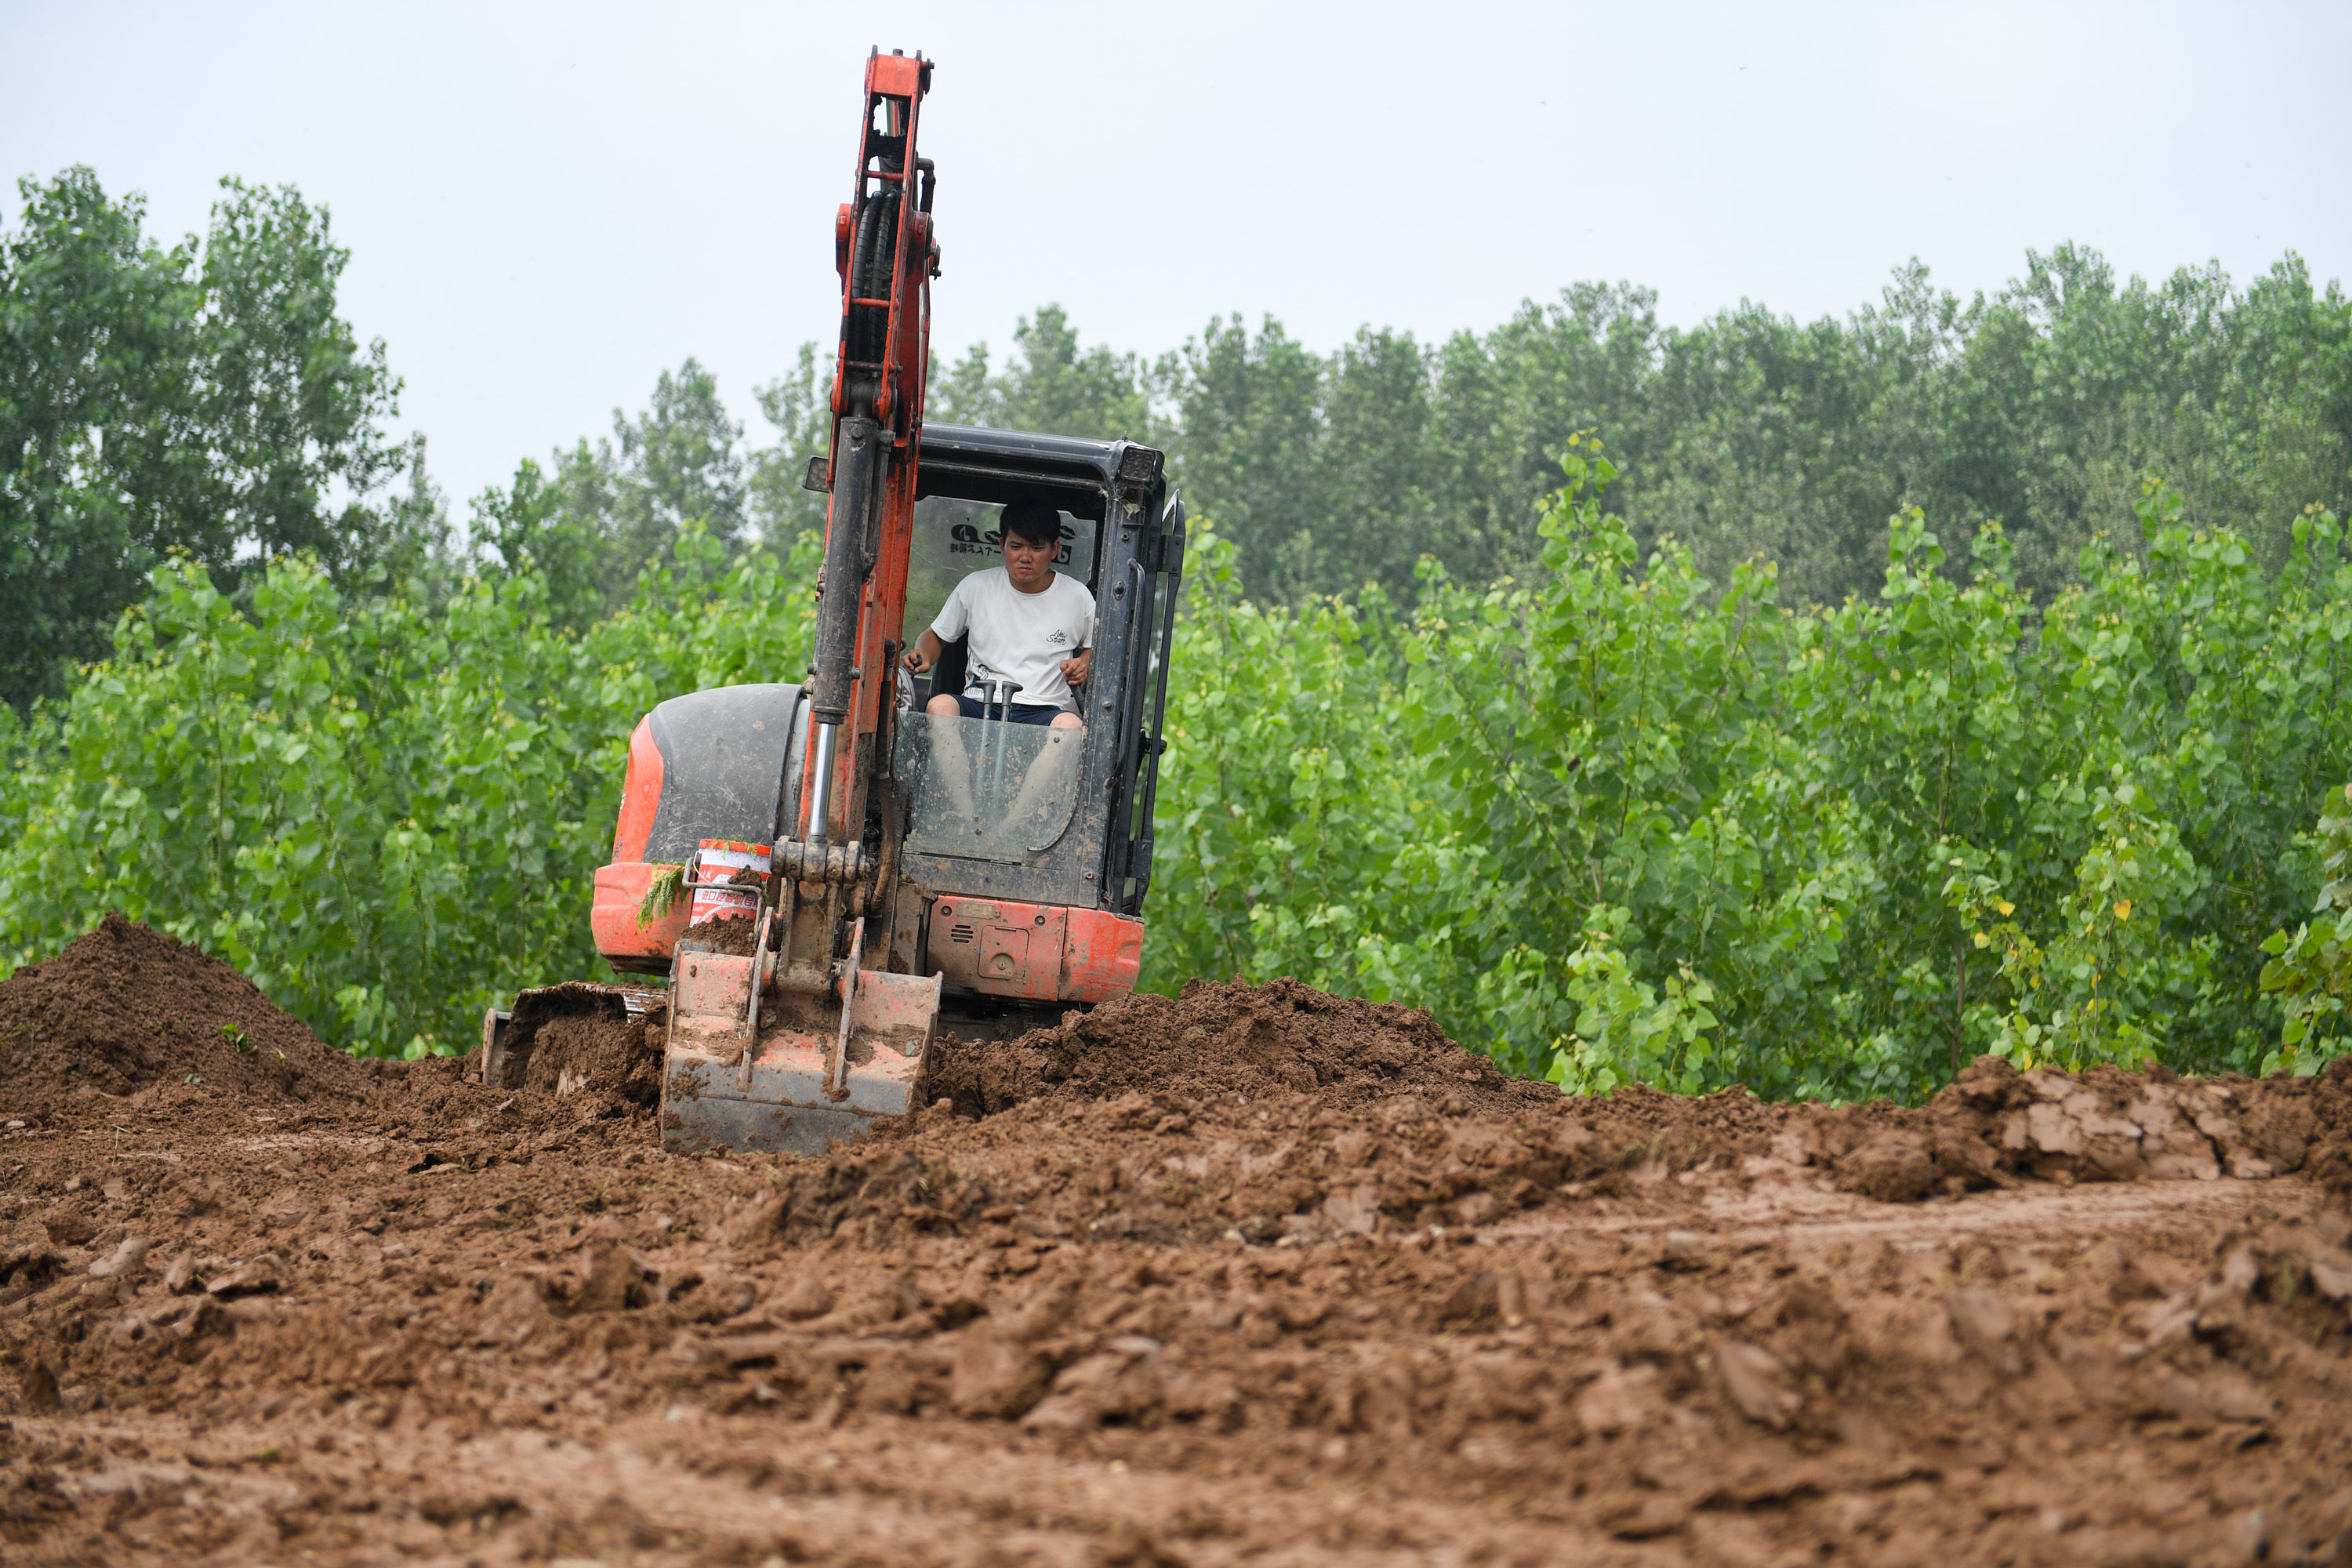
[680,915,759,955]
[17,1357,60,1414]
[1838,1130,1936,1202]
[0,912,365,1111]
[1803,1055,2350,1202]
[779,1276,833,1321]
[951,1323,1051,1417]
[86,1236,147,1279]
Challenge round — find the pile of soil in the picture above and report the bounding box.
[0,913,365,1112]
[928,977,1558,1120]
[489,981,666,1108]
[2,916,2351,1566]
[1801,1054,2352,1203]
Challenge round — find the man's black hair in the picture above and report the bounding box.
[1000,499,1062,547]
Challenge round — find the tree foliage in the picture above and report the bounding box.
[468,357,753,630]
[926,257,2352,613]
[0,168,408,712]
[0,528,817,1057]
[2261,782,2352,1063]
[1142,457,2352,1101]
[13,159,2345,715]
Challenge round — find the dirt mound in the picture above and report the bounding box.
[927,976,1562,1122]
[1798,1055,2348,1202]
[5,924,2352,1564]
[0,913,365,1114]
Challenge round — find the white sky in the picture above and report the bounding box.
[5,0,2347,517]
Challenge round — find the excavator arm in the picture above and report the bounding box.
[802,48,938,857]
[652,49,949,1156]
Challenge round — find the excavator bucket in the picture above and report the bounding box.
[657,923,942,1156]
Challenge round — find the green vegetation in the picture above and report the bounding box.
[0,531,813,1058]
[1148,452,2352,1099]
[2261,782,2352,1057]
[1,169,422,713]
[5,164,2350,1094]
[941,267,2352,616]
[2,457,2344,1094]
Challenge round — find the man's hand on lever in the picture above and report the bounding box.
[903,629,942,675]
[1060,648,1091,687]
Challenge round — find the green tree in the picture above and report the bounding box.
[1144,454,2352,1102]
[0,168,403,711]
[934,303,1155,442]
[470,357,753,619]
[615,357,745,551]
[1307,326,1439,600]
[1429,281,1664,586]
[1159,314,1323,601]
[179,177,405,569]
[0,169,190,710]
[748,341,832,550]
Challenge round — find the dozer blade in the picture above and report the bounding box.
[481,982,668,1093]
[659,943,942,1157]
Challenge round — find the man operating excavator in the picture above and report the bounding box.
[901,499,1094,727]
[492,49,1183,1158]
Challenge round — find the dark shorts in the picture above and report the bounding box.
[954,695,1065,725]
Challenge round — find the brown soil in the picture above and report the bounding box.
[679,914,760,956]
[4,920,2352,1566]
[494,983,667,1109]
[0,913,366,1109]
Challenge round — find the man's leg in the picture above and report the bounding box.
[920,693,978,823]
[1004,707,1084,844]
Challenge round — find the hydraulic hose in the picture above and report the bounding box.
[806,415,887,842]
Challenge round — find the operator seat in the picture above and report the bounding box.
[926,632,970,708]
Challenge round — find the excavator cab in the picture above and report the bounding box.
[891,426,1181,985]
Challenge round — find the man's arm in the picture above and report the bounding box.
[907,577,971,675]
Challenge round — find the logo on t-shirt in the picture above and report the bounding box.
[1045,629,1069,645]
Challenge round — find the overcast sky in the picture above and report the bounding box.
[5,0,2347,518]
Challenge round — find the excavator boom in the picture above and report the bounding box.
[655,48,945,1156]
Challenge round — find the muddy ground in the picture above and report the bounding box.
[4,916,2352,1566]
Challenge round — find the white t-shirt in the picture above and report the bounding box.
[931,567,1095,711]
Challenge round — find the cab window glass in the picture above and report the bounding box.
[895,711,1082,862]
[905,497,1098,643]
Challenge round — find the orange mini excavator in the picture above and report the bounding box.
[481,49,1186,1156]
